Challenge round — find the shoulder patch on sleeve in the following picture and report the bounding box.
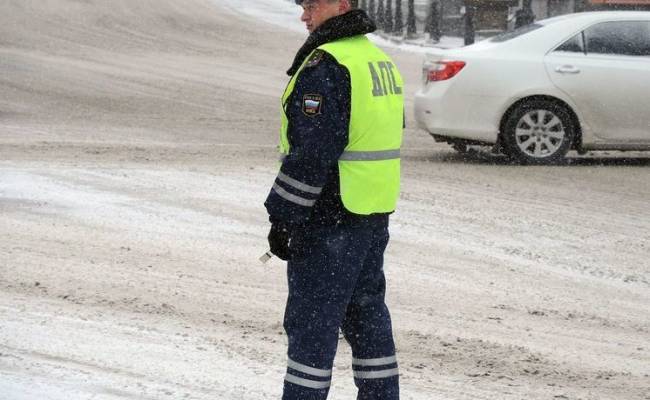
[304,50,325,68]
[302,94,323,117]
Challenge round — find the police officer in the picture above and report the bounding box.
[264,0,404,399]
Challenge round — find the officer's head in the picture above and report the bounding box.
[295,0,356,33]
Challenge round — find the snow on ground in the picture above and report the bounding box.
[1,0,649,399]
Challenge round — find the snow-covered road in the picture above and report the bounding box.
[1,1,648,399]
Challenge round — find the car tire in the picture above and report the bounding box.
[502,100,576,165]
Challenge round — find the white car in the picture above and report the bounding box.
[414,11,650,164]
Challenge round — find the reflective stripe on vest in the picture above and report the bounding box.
[280,35,404,215]
[339,149,400,161]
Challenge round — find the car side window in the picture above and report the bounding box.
[555,33,585,53]
[583,21,650,56]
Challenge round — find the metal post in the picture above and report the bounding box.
[406,0,417,37]
[463,1,475,45]
[385,0,394,33]
[377,0,385,30]
[394,0,404,35]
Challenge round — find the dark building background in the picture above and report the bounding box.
[364,0,650,39]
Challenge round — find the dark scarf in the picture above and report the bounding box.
[286,9,376,76]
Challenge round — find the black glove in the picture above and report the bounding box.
[268,223,291,261]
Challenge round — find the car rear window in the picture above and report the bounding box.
[489,23,543,42]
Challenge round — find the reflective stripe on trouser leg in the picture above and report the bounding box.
[351,354,399,400]
[285,358,332,390]
[284,374,330,390]
[352,356,399,379]
[352,355,397,367]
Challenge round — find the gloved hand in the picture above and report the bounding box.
[268,223,291,261]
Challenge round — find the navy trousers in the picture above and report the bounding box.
[282,220,399,400]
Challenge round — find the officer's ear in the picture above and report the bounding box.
[339,0,353,12]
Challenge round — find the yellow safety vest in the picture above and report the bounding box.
[280,35,404,215]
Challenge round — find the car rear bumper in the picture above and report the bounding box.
[414,84,504,144]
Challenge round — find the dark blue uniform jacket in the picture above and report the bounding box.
[265,52,352,227]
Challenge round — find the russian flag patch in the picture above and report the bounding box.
[302,94,322,117]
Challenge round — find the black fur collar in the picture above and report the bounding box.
[286,9,376,76]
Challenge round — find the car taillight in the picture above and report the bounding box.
[426,61,466,82]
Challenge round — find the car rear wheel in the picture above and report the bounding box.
[502,100,575,165]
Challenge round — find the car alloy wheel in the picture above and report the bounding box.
[516,109,565,158]
[503,99,576,165]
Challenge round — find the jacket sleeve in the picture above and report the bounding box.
[264,53,350,226]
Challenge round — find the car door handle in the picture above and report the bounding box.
[555,65,581,74]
